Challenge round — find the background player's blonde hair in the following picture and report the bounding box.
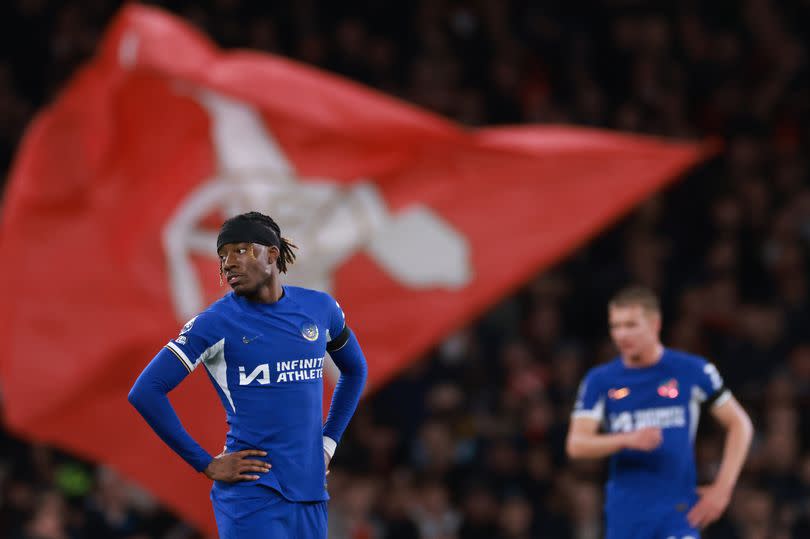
[609,285,660,313]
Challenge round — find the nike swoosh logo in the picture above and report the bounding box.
[242,334,262,344]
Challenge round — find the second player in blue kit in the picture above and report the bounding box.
[566,286,753,539]
[129,211,368,538]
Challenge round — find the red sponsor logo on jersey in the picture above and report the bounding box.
[657,378,680,399]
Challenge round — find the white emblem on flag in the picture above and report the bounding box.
[163,89,473,323]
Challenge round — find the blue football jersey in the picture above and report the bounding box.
[573,349,730,515]
[165,286,346,502]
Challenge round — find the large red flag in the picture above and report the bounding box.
[0,5,711,534]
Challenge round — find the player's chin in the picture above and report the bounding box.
[625,351,644,363]
[230,281,253,295]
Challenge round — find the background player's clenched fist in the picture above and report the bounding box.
[624,427,663,451]
[203,449,271,482]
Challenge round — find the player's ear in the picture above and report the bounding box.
[267,245,280,267]
[649,310,662,333]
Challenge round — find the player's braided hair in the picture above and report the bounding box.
[228,211,298,273]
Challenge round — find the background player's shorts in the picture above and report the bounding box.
[212,485,327,539]
[606,509,699,539]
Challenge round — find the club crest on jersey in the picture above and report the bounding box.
[657,378,679,399]
[301,322,319,341]
[608,387,630,400]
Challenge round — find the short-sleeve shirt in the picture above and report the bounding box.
[572,348,730,514]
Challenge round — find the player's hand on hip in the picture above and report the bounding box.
[203,449,271,482]
[687,483,732,529]
[624,427,663,451]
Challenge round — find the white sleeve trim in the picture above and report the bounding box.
[166,341,195,371]
[572,410,603,420]
[711,390,732,409]
[323,436,337,459]
[572,396,605,421]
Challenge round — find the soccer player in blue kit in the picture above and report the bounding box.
[566,286,753,538]
[128,212,368,538]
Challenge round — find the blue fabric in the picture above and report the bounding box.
[605,507,700,539]
[212,484,327,539]
[573,348,728,516]
[323,329,368,444]
[127,348,213,472]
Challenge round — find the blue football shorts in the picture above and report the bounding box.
[211,484,327,539]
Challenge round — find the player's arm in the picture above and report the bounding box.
[566,370,661,460]
[129,346,271,482]
[321,297,368,463]
[710,396,753,491]
[566,417,662,459]
[688,395,753,528]
[128,347,214,472]
[129,314,271,482]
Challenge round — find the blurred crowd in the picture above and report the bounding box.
[1,0,809,538]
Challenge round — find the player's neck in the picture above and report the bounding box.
[622,343,665,368]
[248,276,284,304]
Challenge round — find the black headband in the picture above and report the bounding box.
[216,219,280,252]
